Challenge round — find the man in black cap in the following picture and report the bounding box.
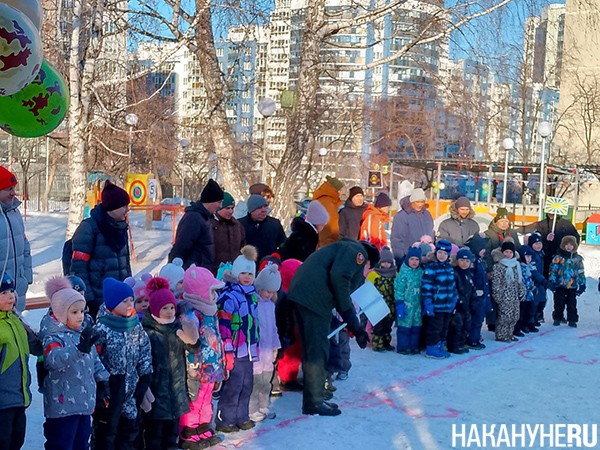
[169,179,224,269]
[287,239,378,416]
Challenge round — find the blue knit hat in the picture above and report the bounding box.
[518,245,535,261]
[435,239,452,254]
[0,273,15,293]
[67,275,86,295]
[528,232,543,246]
[467,233,489,255]
[456,248,474,261]
[103,277,134,311]
[405,246,422,266]
[247,194,268,213]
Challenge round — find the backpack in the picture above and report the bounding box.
[62,218,100,275]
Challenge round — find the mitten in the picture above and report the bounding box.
[177,315,200,345]
[396,302,406,323]
[96,381,110,410]
[423,300,434,317]
[225,352,234,372]
[577,284,586,296]
[354,329,369,349]
[134,373,152,407]
[140,388,155,413]
[77,325,94,354]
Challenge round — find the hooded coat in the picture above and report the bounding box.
[338,199,367,240]
[394,264,423,328]
[391,196,434,262]
[279,217,319,262]
[360,204,390,250]
[483,221,521,272]
[169,201,215,270]
[313,182,343,247]
[490,248,527,308]
[437,202,480,247]
[70,205,132,315]
[211,213,246,272]
[39,314,109,418]
[421,253,458,314]
[0,198,32,311]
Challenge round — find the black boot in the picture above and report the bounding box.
[303,402,342,416]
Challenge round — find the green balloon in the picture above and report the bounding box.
[0,60,69,138]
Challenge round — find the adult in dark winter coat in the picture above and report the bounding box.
[0,166,32,312]
[169,179,224,271]
[438,196,480,247]
[211,192,246,273]
[287,239,377,416]
[239,195,286,263]
[70,181,132,318]
[391,188,434,266]
[520,214,580,277]
[280,200,329,262]
[338,186,367,240]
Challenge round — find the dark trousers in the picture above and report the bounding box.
[425,313,451,347]
[396,326,421,351]
[141,418,178,450]
[467,299,486,345]
[93,409,139,450]
[515,301,535,332]
[0,407,26,450]
[536,298,548,321]
[372,316,394,350]
[293,304,331,411]
[485,299,498,327]
[553,288,578,323]
[44,415,91,450]
[447,310,470,352]
[326,318,351,376]
[215,356,253,426]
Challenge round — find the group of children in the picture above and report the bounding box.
[366,231,586,359]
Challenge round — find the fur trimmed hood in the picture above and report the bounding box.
[560,235,578,252]
[449,202,476,221]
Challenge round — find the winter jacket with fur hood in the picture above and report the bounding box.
[484,222,521,272]
[421,253,458,314]
[549,237,585,290]
[280,216,319,262]
[438,203,480,247]
[338,199,367,240]
[391,196,434,262]
[211,213,246,273]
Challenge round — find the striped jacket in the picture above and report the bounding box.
[421,255,458,313]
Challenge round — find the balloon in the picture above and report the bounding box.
[439,182,446,190]
[0,3,43,96]
[431,181,438,187]
[0,0,43,30]
[482,183,489,190]
[433,187,440,194]
[0,60,69,137]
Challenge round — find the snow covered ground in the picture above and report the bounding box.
[20,212,600,449]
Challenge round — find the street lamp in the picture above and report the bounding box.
[537,121,552,219]
[258,98,276,183]
[502,137,514,206]
[319,147,327,184]
[125,113,139,173]
[179,138,189,205]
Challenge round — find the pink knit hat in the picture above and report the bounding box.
[125,274,152,300]
[183,265,224,302]
[46,277,86,325]
[146,277,177,316]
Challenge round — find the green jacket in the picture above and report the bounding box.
[0,310,31,409]
[288,239,367,323]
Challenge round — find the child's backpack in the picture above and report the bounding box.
[62,218,100,275]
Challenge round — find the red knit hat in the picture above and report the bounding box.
[0,166,17,191]
[101,180,130,211]
[146,277,177,317]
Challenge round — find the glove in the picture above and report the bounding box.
[77,325,94,354]
[225,352,234,372]
[396,302,406,322]
[96,381,110,410]
[134,373,152,407]
[423,300,434,317]
[577,285,586,296]
[177,315,200,345]
[140,388,155,413]
[354,328,369,349]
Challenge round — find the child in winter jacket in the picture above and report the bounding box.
[160,257,185,297]
[250,263,282,422]
[549,235,586,327]
[465,233,492,349]
[367,246,397,351]
[93,277,153,450]
[515,246,538,335]
[528,232,555,324]
[0,274,42,450]
[448,249,476,354]
[421,240,458,359]
[141,277,201,450]
[179,266,226,448]
[40,277,109,449]
[394,246,423,355]
[125,273,152,321]
[491,241,527,342]
[216,245,260,433]
[360,193,391,250]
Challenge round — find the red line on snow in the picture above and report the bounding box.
[518,349,598,365]
[578,332,600,339]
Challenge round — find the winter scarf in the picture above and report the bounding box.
[0,310,29,406]
[500,257,523,283]
[182,292,217,316]
[374,266,397,278]
[92,205,128,253]
[151,314,176,325]
[98,312,140,333]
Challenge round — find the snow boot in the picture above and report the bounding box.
[181,440,211,450]
[336,371,349,381]
[514,331,525,337]
[425,344,448,359]
[568,322,577,328]
[553,320,561,326]
[303,402,342,416]
[437,341,450,358]
[466,342,486,350]
[237,421,255,431]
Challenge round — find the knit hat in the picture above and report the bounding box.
[379,246,395,266]
[466,233,489,255]
[0,166,17,191]
[183,266,224,302]
[232,245,258,278]
[455,196,471,209]
[436,239,452,254]
[374,192,392,208]
[146,277,176,317]
[518,245,535,261]
[495,207,510,222]
[255,263,282,294]
[218,192,235,210]
[501,241,516,254]
[101,180,130,212]
[409,188,426,203]
[560,235,578,252]
[67,275,86,295]
[200,179,224,203]
[46,277,85,325]
[247,194,268,213]
[359,241,380,266]
[103,277,134,311]
[326,175,344,191]
[456,248,474,261]
[405,246,422,265]
[527,232,543,246]
[159,258,185,292]
[259,253,282,272]
[280,259,302,292]
[125,274,152,300]
[348,186,364,202]
[249,183,269,195]
[306,200,329,226]
[0,273,14,293]
[419,242,433,257]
